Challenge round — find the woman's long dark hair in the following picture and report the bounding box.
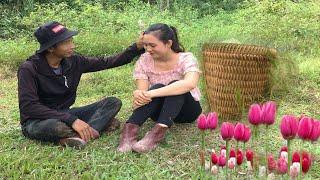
[144,23,185,53]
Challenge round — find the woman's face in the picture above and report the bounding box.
[143,33,172,60]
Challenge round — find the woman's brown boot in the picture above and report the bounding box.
[117,123,139,152]
[132,124,168,153]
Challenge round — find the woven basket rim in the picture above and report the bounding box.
[202,43,277,58]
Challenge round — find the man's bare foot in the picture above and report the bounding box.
[59,137,87,149]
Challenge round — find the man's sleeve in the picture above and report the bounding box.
[18,67,78,126]
[79,43,145,73]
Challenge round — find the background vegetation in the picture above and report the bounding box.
[0,0,319,179]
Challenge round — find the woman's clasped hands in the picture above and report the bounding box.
[133,90,152,109]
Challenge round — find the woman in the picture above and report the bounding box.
[117,23,202,153]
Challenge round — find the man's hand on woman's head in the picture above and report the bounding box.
[136,32,144,50]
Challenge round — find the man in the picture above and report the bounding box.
[18,21,144,149]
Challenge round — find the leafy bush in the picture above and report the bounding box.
[0,6,27,39]
[233,0,320,54]
[0,0,319,70]
[0,38,37,68]
[0,0,202,65]
[174,0,246,15]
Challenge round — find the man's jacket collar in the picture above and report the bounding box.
[27,54,72,76]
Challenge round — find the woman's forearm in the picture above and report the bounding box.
[148,80,196,98]
[135,79,149,91]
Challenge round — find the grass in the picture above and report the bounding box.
[0,53,319,179]
[0,65,203,179]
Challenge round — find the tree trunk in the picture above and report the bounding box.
[159,0,171,11]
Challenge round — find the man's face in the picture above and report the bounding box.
[51,38,75,58]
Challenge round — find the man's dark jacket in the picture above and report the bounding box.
[18,43,143,126]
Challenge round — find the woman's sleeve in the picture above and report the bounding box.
[182,53,201,75]
[133,54,148,80]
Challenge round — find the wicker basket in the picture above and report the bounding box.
[203,43,277,120]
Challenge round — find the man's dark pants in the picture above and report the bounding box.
[21,97,122,143]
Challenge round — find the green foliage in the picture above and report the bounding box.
[1,0,319,81]
[174,0,246,15]
[0,5,27,39]
[233,0,320,54]
[0,38,37,68]
[0,0,202,64]
[0,0,36,16]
